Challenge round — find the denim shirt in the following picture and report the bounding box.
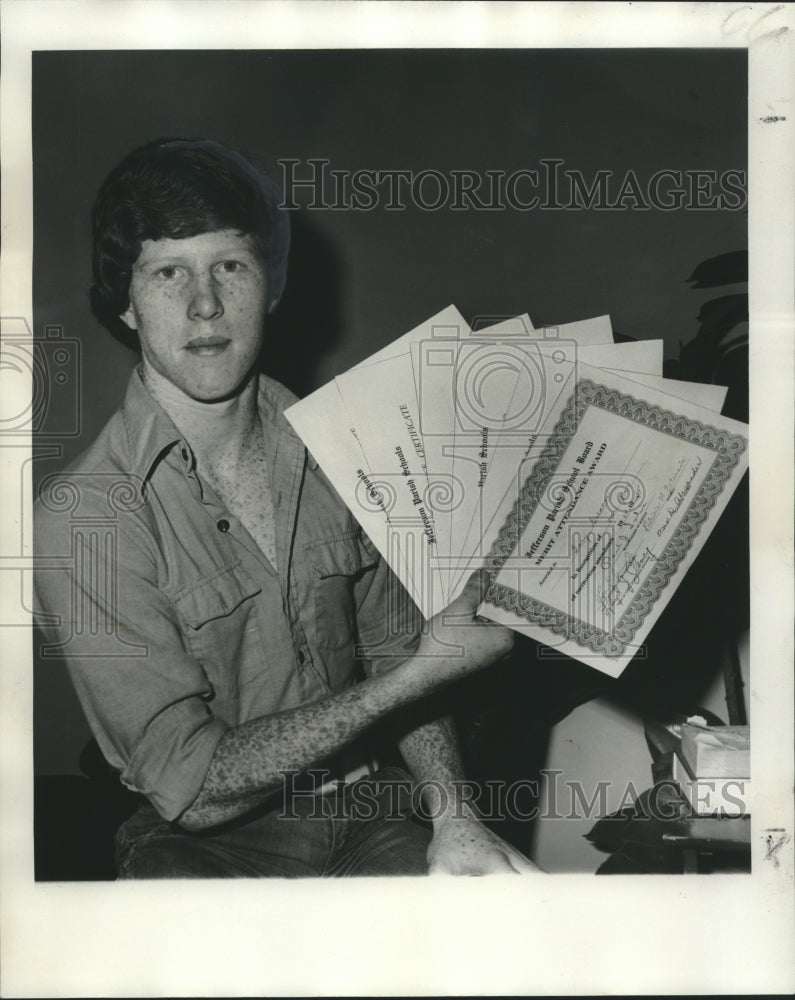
[34,367,420,821]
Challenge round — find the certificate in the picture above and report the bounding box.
[335,351,446,617]
[445,316,620,602]
[479,376,748,676]
[286,305,469,617]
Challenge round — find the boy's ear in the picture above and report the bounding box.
[120,305,137,330]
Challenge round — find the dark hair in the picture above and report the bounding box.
[90,138,290,342]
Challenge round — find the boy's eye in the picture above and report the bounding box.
[219,260,243,273]
[156,266,178,280]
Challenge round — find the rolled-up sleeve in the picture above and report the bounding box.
[34,493,229,822]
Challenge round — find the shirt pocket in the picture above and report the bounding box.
[303,531,378,651]
[173,562,263,702]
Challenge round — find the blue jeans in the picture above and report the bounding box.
[115,767,432,878]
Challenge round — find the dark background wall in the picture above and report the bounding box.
[32,48,747,775]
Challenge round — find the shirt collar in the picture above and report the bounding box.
[119,365,317,487]
[255,373,318,471]
[120,366,186,485]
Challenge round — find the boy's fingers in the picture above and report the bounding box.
[459,568,492,607]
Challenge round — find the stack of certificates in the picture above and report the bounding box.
[285,306,748,676]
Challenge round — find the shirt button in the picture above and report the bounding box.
[217,519,230,532]
[298,650,306,664]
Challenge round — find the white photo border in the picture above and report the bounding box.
[1,2,793,996]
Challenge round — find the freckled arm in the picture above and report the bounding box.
[178,573,512,831]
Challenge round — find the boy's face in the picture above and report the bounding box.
[120,229,268,402]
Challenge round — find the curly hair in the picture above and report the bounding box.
[90,138,290,343]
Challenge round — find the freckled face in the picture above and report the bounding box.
[120,230,268,402]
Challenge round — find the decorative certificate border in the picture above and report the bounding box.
[484,379,748,657]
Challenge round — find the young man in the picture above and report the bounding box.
[34,138,538,877]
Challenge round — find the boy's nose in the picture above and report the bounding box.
[188,275,224,320]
